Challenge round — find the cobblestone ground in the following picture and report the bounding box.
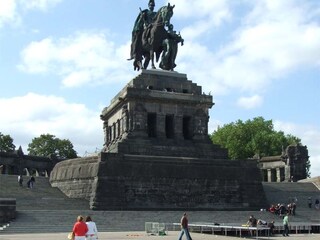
[0,232,319,240]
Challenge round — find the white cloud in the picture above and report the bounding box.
[237,95,263,109]
[167,0,232,40]
[274,120,320,178]
[171,0,320,177]
[208,118,223,135]
[167,0,231,22]
[0,0,62,28]
[18,31,134,87]
[0,93,103,156]
[18,38,56,73]
[174,0,320,99]
[0,0,18,27]
[213,0,320,91]
[21,0,63,11]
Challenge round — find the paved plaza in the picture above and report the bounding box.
[0,231,319,240]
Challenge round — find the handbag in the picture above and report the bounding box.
[67,232,75,240]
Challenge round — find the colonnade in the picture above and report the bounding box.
[261,167,286,182]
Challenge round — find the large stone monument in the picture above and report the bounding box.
[49,1,267,210]
[50,70,267,210]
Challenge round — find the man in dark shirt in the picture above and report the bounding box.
[247,215,257,227]
[178,212,192,240]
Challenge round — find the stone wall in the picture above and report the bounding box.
[0,198,16,224]
[49,156,100,200]
[0,147,56,176]
[299,176,320,190]
[50,152,267,210]
[89,153,266,210]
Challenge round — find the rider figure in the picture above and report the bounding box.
[143,0,156,29]
[129,0,157,66]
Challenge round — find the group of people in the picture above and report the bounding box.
[269,202,296,216]
[246,215,275,236]
[308,197,320,210]
[246,214,292,237]
[18,175,35,189]
[71,215,98,240]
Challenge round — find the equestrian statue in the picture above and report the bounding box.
[128,0,183,71]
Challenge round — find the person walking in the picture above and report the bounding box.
[178,212,192,240]
[282,213,290,236]
[315,199,320,210]
[30,176,35,188]
[246,215,257,236]
[85,216,98,240]
[267,221,275,236]
[308,197,312,208]
[18,175,23,187]
[72,215,88,240]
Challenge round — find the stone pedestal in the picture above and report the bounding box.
[50,70,267,210]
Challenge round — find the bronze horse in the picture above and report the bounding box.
[133,3,175,70]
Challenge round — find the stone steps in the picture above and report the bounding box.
[3,208,319,234]
[0,174,89,211]
[1,174,320,234]
[262,182,320,210]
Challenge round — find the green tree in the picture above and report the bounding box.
[28,134,78,159]
[210,117,301,160]
[0,132,15,152]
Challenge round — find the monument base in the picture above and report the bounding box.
[50,70,267,210]
[50,152,267,210]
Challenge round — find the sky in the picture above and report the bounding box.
[0,0,319,177]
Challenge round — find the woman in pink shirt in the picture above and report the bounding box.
[72,215,88,240]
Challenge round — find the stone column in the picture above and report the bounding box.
[103,122,108,146]
[276,168,281,182]
[267,169,272,182]
[284,166,291,182]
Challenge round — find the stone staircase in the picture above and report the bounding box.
[262,182,320,222]
[0,174,89,211]
[262,182,320,209]
[0,174,319,234]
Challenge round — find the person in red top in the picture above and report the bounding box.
[72,215,88,240]
[178,212,192,240]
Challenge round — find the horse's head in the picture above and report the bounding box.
[160,3,175,27]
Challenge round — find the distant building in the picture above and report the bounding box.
[256,144,309,182]
[0,146,59,177]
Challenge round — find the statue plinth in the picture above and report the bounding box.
[50,70,267,210]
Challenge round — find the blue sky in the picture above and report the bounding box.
[0,0,319,177]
